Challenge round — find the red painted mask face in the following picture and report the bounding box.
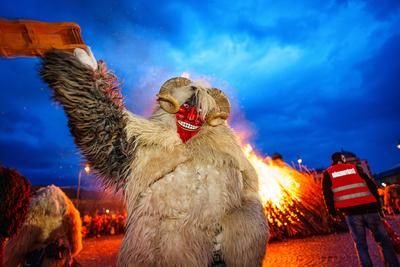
[176,102,204,143]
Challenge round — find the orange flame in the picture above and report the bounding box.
[242,144,300,208]
[241,143,330,239]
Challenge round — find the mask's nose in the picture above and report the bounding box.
[187,106,198,121]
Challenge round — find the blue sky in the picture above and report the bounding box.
[1,0,400,186]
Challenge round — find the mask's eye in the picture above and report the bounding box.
[183,103,189,108]
[178,106,186,113]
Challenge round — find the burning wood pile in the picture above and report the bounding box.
[242,144,332,240]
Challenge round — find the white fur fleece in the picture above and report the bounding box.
[117,85,269,267]
[40,52,268,267]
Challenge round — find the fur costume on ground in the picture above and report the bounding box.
[0,166,31,266]
[40,50,269,267]
[4,185,82,267]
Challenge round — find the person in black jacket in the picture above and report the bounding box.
[322,152,399,267]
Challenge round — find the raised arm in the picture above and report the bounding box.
[40,50,136,190]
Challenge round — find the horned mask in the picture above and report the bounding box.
[157,77,231,142]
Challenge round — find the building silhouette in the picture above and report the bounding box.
[339,150,373,178]
[375,165,400,185]
[312,150,374,183]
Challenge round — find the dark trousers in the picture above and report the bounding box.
[345,212,399,267]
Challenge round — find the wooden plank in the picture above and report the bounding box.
[0,18,86,57]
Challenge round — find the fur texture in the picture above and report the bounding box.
[40,52,136,191]
[40,51,269,267]
[4,185,82,267]
[0,166,31,266]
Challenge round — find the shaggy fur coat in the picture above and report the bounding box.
[4,185,82,267]
[40,51,269,267]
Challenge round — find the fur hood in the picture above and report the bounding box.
[4,185,82,267]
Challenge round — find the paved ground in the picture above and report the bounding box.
[76,235,121,267]
[76,231,396,267]
[265,233,386,267]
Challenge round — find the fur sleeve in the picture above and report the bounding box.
[40,51,136,190]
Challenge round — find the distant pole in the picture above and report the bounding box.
[76,163,90,210]
[76,169,82,209]
[297,158,303,172]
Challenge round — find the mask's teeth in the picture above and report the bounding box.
[178,120,199,130]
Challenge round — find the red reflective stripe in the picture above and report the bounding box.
[333,184,376,208]
[334,186,370,198]
[332,182,367,193]
[334,191,372,201]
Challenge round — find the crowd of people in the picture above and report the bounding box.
[81,212,126,238]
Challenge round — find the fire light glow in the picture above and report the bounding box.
[167,72,331,239]
[180,72,190,79]
[243,144,300,208]
[241,143,331,239]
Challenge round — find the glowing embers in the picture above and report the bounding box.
[177,120,200,131]
[242,144,331,239]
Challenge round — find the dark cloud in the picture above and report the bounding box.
[311,34,400,134]
[335,0,400,19]
[363,0,400,19]
[0,137,80,184]
[0,59,45,103]
[1,0,399,186]
[234,29,400,172]
[233,14,320,44]
[358,34,400,113]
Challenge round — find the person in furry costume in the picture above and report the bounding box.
[4,185,82,267]
[40,48,269,267]
[0,166,31,266]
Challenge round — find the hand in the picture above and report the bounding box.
[74,47,98,70]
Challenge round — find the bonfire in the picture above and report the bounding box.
[242,144,331,240]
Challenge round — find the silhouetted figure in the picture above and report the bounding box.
[271,153,283,161]
[0,166,31,267]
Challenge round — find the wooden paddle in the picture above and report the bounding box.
[0,18,86,57]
